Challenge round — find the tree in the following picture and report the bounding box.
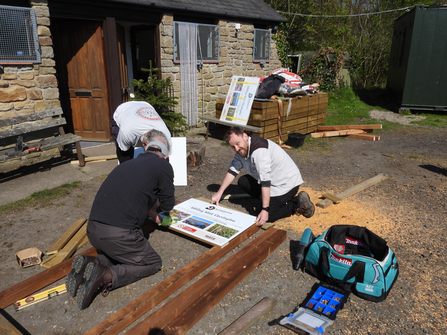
[130,62,188,136]
[265,0,433,88]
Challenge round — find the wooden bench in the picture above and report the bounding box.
[200,115,263,140]
[0,107,85,173]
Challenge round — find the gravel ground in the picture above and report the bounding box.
[0,120,446,335]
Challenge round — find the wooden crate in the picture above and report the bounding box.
[215,92,328,141]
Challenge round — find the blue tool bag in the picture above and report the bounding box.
[303,225,399,302]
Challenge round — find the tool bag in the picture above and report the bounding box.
[303,225,399,302]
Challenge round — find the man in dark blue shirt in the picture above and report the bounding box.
[66,129,175,310]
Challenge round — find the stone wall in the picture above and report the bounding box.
[159,14,282,122]
[0,1,59,123]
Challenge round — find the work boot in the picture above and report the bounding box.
[296,191,315,218]
[66,255,98,298]
[76,262,112,310]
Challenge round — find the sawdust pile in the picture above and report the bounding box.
[274,187,399,237]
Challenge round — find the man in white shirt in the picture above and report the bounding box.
[211,127,315,226]
[111,101,172,163]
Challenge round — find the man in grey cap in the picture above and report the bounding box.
[65,129,175,310]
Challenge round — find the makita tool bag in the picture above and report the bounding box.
[303,225,399,302]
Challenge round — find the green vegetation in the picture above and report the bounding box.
[324,87,447,129]
[411,113,447,129]
[266,0,432,89]
[131,62,188,136]
[0,181,81,214]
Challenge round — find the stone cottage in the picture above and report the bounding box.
[0,0,286,143]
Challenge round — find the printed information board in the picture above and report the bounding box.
[219,76,260,126]
[160,198,256,247]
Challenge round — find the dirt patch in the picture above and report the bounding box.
[369,109,426,125]
[1,125,447,334]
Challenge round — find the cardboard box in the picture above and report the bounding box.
[15,247,42,267]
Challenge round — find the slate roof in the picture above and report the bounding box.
[106,0,287,24]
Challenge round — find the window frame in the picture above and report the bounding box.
[173,21,221,63]
[253,28,271,62]
[0,4,41,64]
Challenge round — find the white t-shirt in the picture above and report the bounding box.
[113,101,172,154]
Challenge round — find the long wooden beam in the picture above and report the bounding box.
[317,173,389,209]
[0,247,97,309]
[219,297,278,335]
[317,124,382,131]
[129,228,286,335]
[347,133,380,141]
[310,129,367,138]
[85,225,260,335]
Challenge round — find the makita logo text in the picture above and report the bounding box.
[330,252,352,266]
[345,237,365,247]
[365,285,374,292]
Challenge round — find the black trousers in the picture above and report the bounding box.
[237,174,300,222]
[87,220,162,290]
[111,120,134,164]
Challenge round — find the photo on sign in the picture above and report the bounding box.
[234,82,243,92]
[230,92,240,106]
[159,209,191,224]
[226,107,236,121]
[183,216,213,230]
[207,224,239,239]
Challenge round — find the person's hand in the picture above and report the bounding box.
[148,207,162,224]
[211,193,221,206]
[255,210,269,226]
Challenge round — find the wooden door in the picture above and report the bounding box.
[117,24,129,103]
[53,20,110,141]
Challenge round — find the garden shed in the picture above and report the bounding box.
[387,4,447,113]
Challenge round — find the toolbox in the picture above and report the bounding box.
[279,284,349,334]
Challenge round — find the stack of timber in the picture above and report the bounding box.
[214,92,328,141]
[311,124,382,141]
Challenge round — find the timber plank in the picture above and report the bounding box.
[310,129,367,138]
[149,228,287,335]
[0,119,67,140]
[0,312,22,335]
[317,124,382,131]
[40,223,87,268]
[84,225,260,335]
[129,228,286,335]
[219,297,277,335]
[317,173,389,209]
[347,134,380,141]
[0,247,97,309]
[0,108,63,128]
[46,218,87,255]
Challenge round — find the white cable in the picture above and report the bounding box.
[277,6,412,18]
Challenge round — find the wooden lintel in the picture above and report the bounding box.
[70,155,117,165]
[317,124,382,131]
[311,129,366,138]
[219,297,278,335]
[347,134,380,141]
[40,223,88,268]
[129,228,286,335]
[317,173,389,209]
[84,225,260,335]
[46,218,87,255]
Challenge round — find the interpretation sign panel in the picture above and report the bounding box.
[219,76,260,126]
[160,198,256,247]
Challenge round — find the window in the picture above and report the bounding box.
[0,5,41,64]
[174,22,220,62]
[253,29,271,62]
